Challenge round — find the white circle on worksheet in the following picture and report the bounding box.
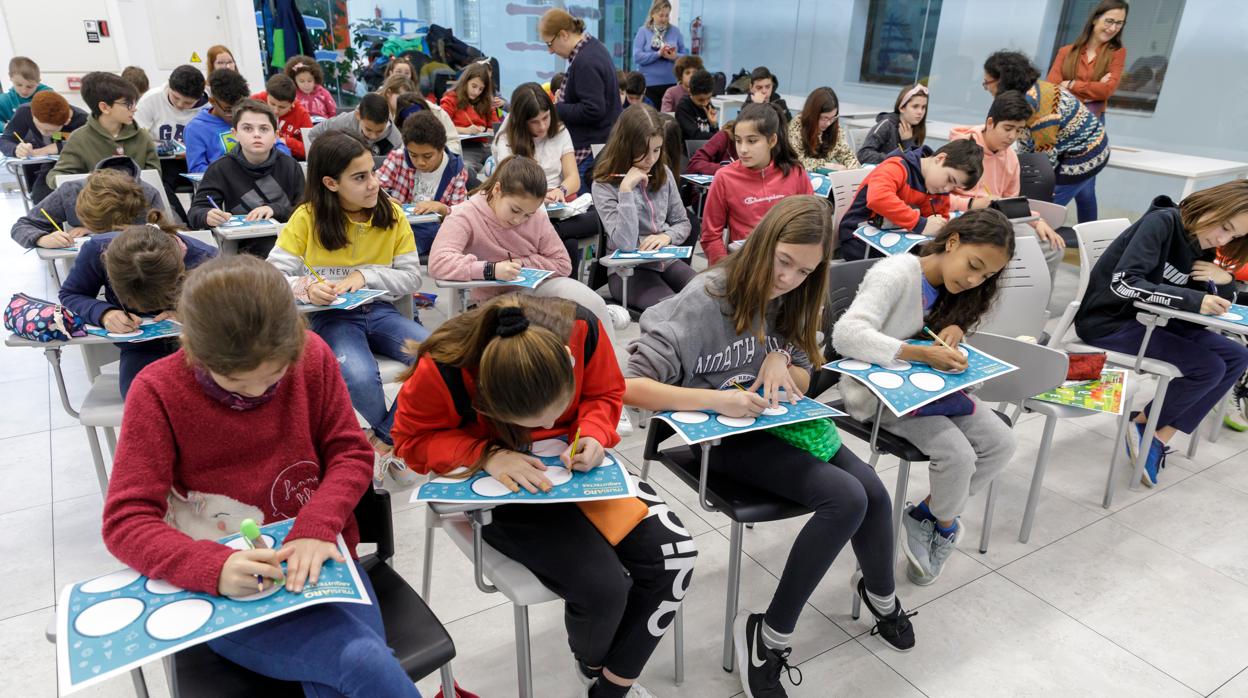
[810,176,824,190]
[531,439,566,457]
[867,372,904,389]
[224,534,276,551]
[618,252,641,258]
[905,234,926,241]
[107,330,143,338]
[79,569,141,594]
[671,411,709,424]
[471,477,514,497]
[139,318,158,326]
[879,232,901,247]
[716,415,756,427]
[329,296,347,306]
[544,466,572,486]
[1219,312,1242,321]
[762,405,789,416]
[145,579,182,595]
[227,584,282,603]
[431,467,469,484]
[909,372,946,392]
[652,252,675,258]
[879,359,912,371]
[75,598,145,637]
[601,454,615,467]
[146,599,214,641]
[836,359,872,371]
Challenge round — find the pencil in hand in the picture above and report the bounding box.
[924,325,956,350]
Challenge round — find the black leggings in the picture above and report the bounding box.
[702,432,894,634]
[482,480,696,680]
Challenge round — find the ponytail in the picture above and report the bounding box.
[737,102,800,177]
[471,155,548,201]
[103,223,189,314]
[539,8,586,37]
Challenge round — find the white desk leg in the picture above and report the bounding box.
[1181,177,1197,199]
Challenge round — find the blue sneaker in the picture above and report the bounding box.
[1124,414,1145,463]
[1141,437,1167,488]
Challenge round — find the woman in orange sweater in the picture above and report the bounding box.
[1046,0,1128,120]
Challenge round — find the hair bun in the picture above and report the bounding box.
[495,306,530,337]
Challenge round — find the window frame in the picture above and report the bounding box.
[858,0,944,87]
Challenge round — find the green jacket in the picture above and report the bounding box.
[46,116,160,189]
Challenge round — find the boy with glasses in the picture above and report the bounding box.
[46,71,161,190]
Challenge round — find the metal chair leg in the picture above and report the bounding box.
[850,562,862,620]
[514,604,533,698]
[84,426,109,496]
[163,655,178,697]
[1020,415,1056,543]
[1130,377,1171,491]
[439,663,456,698]
[890,461,911,570]
[674,603,685,686]
[979,480,996,554]
[104,426,118,458]
[130,666,150,698]
[722,521,744,673]
[421,508,436,601]
[1103,402,1134,508]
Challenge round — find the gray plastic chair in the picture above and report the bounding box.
[828,167,871,231]
[979,236,1051,340]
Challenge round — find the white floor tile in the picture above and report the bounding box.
[0,504,55,619]
[1211,668,1248,698]
[0,430,50,515]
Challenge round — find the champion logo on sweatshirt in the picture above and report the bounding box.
[743,193,787,206]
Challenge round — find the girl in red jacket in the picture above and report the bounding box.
[392,295,697,698]
[440,62,500,173]
[101,255,417,696]
[700,102,813,264]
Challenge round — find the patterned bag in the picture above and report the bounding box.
[4,293,87,342]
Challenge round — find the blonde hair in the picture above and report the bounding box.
[539,8,586,39]
[646,0,672,27]
[75,169,150,233]
[1182,181,1248,270]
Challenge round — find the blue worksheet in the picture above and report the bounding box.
[609,246,693,261]
[823,340,1017,416]
[57,518,368,694]
[180,172,203,183]
[501,267,554,289]
[400,203,442,223]
[681,173,714,186]
[808,173,833,197]
[655,394,846,445]
[412,438,638,504]
[216,215,281,232]
[1,154,59,166]
[85,318,181,343]
[852,224,929,256]
[1212,304,1248,332]
[297,288,388,311]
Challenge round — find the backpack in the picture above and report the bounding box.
[426,24,484,71]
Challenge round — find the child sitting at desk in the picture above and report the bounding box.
[58,217,218,396]
[0,91,88,202]
[787,86,860,172]
[286,57,337,120]
[101,254,417,696]
[1075,182,1248,487]
[376,109,471,255]
[187,69,282,173]
[836,139,984,260]
[857,83,928,165]
[674,69,717,141]
[134,64,207,150]
[660,54,703,113]
[309,93,403,158]
[10,157,162,249]
[0,56,51,129]
[187,99,305,258]
[685,122,738,175]
[252,74,314,160]
[439,61,500,173]
[45,71,161,192]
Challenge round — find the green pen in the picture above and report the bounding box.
[240,518,284,591]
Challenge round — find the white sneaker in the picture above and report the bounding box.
[617,409,634,436]
[627,683,658,697]
[606,304,631,330]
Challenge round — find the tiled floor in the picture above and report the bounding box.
[2,186,1247,698]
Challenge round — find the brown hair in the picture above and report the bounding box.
[539,8,586,39]
[503,82,564,159]
[379,75,419,115]
[646,0,672,27]
[1060,0,1128,83]
[405,295,577,474]
[284,56,324,85]
[8,56,39,82]
[206,45,237,77]
[1181,181,1248,269]
[673,54,704,83]
[384,56,416,79]
[472,155,547,201]
[594,103,668,191]
[103,215,190,314]
[798,86,842,160]
[303,131,398,250]
[453,62,495,123]
[179,255,306,375]
[75,169,150,233]
[121,66,149,95]
[714,195,836,362]
[893,83,928,146]
[30,91,70,125]
[918,208,1015,334]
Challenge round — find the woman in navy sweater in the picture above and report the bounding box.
[1075,183,1248,486]
[540,8,622,194]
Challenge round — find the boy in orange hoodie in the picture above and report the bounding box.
[949,90,1066,278]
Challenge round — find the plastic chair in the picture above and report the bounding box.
[1018,152,1055,203]
[168,487,457,697]
[828,167,871,231]
[978,236,1051,340]
[1028,199,1069,230]
[422,504,685,697]
[1047,218,1185,505]
[806,258,880,400]
[684,139,708,162]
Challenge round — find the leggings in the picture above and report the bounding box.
[482,480,696,680]
[607,262,697,310]
[700,432,894,634]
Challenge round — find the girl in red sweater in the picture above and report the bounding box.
[700,102,812,264]
[101,255,418,697]
[440,62,500,173]
[391,295,696,698]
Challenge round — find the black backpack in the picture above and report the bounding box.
[427,24,485,71]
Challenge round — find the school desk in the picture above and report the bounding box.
[210,221,284,255]
[2,155,58,213]
[1108,147,1248,198]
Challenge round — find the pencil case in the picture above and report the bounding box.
[1066,352,1106,381]
[5,293,86,342]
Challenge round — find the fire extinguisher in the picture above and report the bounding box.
[690,16,702,55]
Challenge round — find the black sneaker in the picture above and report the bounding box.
[856,577,917,652]
[733,612,803,698]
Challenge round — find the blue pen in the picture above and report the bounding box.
[207,194,222,211]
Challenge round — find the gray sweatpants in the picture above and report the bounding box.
[879,395,1016,521]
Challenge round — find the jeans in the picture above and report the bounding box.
[207,561,420,697]
[575,152,596,196]
[1053,176,1098,223]
[307,301,428,445]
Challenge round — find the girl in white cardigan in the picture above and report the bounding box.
[832,208,1017,586]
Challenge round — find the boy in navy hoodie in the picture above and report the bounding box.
[376,109,473,254]
[185,69,290,172]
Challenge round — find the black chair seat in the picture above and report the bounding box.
[653,443,810,524]
[827,398,1011,464]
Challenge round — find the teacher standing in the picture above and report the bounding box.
[540,8,622,194]
[1045,0,1127,221]
[632,0,685,110]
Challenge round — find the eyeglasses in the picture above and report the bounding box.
[543,37,556,48]
[1101,18,1126,27]
[112,99,137,110]
[981,77,998,89]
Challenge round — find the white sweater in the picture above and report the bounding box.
[134,85,201,143]
[831,254,927,421]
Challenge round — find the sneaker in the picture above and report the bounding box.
[1224,394,1247,432]
[385,455,420,488]
[1124,414,1145,463]
[606,304,631,330]
[733,612,802,698]
[853,573,917,652]
[1141,437,1166,488]
[926,519,961,583]
[617,409,634,436]
[626,683,657,698]
[900,504,935,580]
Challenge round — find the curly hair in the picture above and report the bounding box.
[984,50,1041,93]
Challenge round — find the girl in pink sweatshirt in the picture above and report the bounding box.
[429,154,617,338]
[700,102,813,264]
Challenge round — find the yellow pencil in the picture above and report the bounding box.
[298,255,326,284]
[14,132,26,145]
[732,382,747,391]
[924,325,955,351]
[569,427,582,461]
[40,209,64,233]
